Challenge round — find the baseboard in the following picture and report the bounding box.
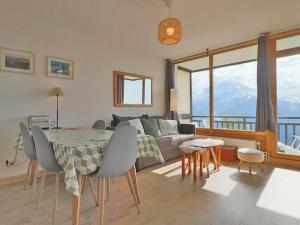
[0,170,44,187]
[270,157,300,170]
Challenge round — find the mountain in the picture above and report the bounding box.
[192,80,300,117]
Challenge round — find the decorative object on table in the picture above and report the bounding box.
[237,148,265,175]
[0,47,35,74]
[46,56,74,79]
[221,145,238,162]
[158,0,182,45]
[28,115,49,130]
[51,87,64,129]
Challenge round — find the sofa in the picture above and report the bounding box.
[109,114,196,171]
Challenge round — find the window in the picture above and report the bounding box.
[276,34,300,155]
[213,46,257,130]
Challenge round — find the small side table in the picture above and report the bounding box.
[180,147,209,180]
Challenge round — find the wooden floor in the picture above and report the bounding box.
[1,160,300,225]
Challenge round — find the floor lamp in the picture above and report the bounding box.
[51,87,64,129]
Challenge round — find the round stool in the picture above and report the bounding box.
[237,148,264,174]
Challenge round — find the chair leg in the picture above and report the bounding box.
[35,170,47,209]
[129,165,141,204]
[106,178,110,201]
[52,173,60,225]
[259,162,264,172]
[249,163,252,175]
[23,159,32,190]
[205,150,210,178]
[87,177,98,206]
[125,172,140,214]
[98,178,105,225]
[31,160,38,202]
[238,160,243,171]
[81,176,86,194]
[125,172,134,195]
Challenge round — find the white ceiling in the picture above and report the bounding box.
[1,0,300,60]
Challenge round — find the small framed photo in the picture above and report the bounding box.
[46,56,74,79]
[0,48,35,74]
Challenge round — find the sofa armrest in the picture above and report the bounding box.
[179,123,195,135]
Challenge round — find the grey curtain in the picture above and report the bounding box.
[166,59,176,119]
[256,36,276,132]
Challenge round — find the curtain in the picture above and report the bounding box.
[255,36,276,132]
[166,59,176,119]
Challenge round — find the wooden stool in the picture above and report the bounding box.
[180,148,209,180]
[237,148,264,175]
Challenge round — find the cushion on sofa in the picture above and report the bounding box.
[128,118,145,136]
[112,114,148,127]
[155,134,195,151]
[141,119,161,137]
[158,119,179,136]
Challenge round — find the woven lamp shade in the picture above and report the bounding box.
[158,18,182,45]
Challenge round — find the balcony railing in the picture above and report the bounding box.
[191,115,300,146]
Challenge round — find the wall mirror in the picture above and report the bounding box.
[113,71,153,107]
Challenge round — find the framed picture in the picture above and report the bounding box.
[0,48,35,74]
[46,56,74,79]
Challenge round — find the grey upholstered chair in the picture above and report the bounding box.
[115,121,130,129]
[88,126,140,225]
[19,122,38,202]
[92,120,106,129]
[31,126,63,225]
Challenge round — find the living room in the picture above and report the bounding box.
[1,1,300,225]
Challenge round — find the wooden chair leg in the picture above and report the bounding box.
[87,177,98,206]
[249,163,252,175]
[31,160,38,202]
[81,176,86,194]
[98,178,105,225]
[106,178,110,201]
[126,172,140,214]
[193,152,197,180]
[125,172,134,194]
[129,165,141,204]
[52,173,60,225]
[238,160,243,171]
[188,154,192,174]
[259,162,264,172]
[35,170,47,209]
[23,159,32,190]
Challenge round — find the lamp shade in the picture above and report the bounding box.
[51,87,64,97]
[158,18,182,45]
[170,88,177,111]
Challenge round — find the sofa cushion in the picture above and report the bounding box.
[112,114,148,127]
[155,134,195,151]
[141,119,161,138]
[128,118,145,136]
[158,119,179,135]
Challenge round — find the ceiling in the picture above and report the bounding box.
[1,0,300,60]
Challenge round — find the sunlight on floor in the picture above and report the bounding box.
[151,161,182,175]
[201,166,237,196]
[256,168,300,219]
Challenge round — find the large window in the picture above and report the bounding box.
[276,34,300,155]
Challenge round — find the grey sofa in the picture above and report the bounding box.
[109,115,195,171]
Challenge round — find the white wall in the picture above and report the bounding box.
[0,5,166,179]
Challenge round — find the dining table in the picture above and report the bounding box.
[18,128,165,225]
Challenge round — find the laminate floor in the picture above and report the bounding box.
[1,160,300,225]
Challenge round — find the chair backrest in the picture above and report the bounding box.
[19,122,36,160]
[115,121,130,130]
[31,126,61,172]
[93,126,138,177]
[92,120,105,129]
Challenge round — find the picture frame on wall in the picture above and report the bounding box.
[46,56,74,79]
[0,48,35,74]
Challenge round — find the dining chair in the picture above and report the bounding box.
[88,126,140,225]
[115,121,130,129]
[19,122,38,202]
[31,126,63,225]
[92,120,106,129]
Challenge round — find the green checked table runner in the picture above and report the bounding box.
[18,128,164,196]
